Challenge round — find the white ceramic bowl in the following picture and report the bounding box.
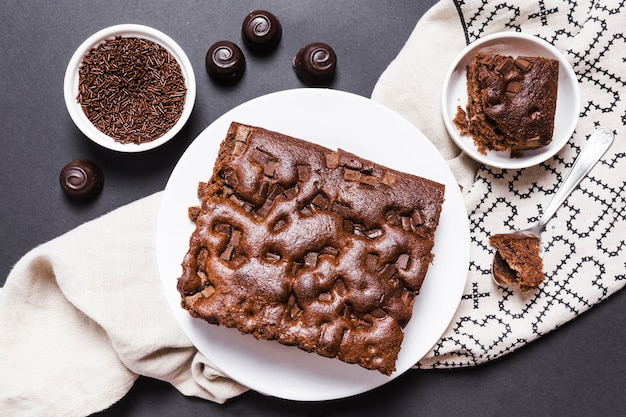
[64,24,196,152]
[441,32,580,169]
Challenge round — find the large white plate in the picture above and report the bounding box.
[156,89,470,401]
[442,32,580,169]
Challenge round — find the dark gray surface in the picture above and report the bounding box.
[1,1,624,416]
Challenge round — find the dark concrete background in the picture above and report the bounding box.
[1,1,624,416]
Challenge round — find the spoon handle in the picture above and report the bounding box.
[538,127,614,230]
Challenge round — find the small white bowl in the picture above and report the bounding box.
[64,24,196,152]
[441,32,580,169]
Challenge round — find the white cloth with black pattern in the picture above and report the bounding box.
[372,0,626,368]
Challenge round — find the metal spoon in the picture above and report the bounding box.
[491,127,615,287]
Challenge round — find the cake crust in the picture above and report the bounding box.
[455,52,559,156]
[177,122,445,375]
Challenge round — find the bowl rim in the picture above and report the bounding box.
[63,23,196,153]
[441,31,581,169]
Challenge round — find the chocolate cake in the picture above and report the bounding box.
[177,122,446,375]
[490,233,545,291]
[454,52,559,156]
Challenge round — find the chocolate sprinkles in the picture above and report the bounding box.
[77,36,187,144]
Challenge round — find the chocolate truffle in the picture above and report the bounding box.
[205,41,246,83]
[241,10,282,53]
[59,160,104,200]
[293,42,337,85]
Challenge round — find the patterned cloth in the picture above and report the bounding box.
[372,0,625,368]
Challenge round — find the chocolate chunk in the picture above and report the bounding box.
[220,185,234,198]
[220,245,235,261]
[59,160,104,200]
[401,290,412,306]
[325,152,339,169]
[495,58,515,75]
[293,42,337,85]
[304,252,318,268]
[290,303,302,319]
[258,180,270,198]
[267,184,284,200]
[318,292,332,302]
[241,10,282,53]
[263,160,279,177]
[205,40,246,83]
[411,210,424,226]
[250,149,271,164]
[352,223,365,236]
[385,210,401,226]
[333,279,347,295]
[255,200,273,217]
[222,167,239,186]
[214,223,232,235]
[525,136,543,148]
[364,228,383,239]
[379,263,397,280]
[343,168,361,182]
[396,253,410,270]
[234,124,252,143]
[381,171,397,186]
[513,57,533,72]
[232,141,247,156]
[283,186,298,200]
[415,226,430,240]
[355,318,373,329]
[291,262,303,277]
[311,193,330,210]
[506,81,522,95]
[343,158,362,170]
[265,252,281,261]
[331,201,351,217]
[401,216,413,231]
[296,164,311,181]
[359,174,378,187]
[272,218,288,232]
[287,295,297,307]
[229,229,242,246]
[321,246,339,257]
[343,219,354,233]
[201,286,216,298]
[365,253,379,272]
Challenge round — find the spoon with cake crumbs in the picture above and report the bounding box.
[490,127,615,290]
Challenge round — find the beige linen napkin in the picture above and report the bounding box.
[2,1,625,416]
[0,193,247,417]
[373,0,626,368]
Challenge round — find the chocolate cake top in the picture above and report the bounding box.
[457,52,559,155]
[177,122,445,375]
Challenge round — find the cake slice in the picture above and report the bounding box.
[454,52,559,156]
[177,122,445,375]
[490,233,545,291]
